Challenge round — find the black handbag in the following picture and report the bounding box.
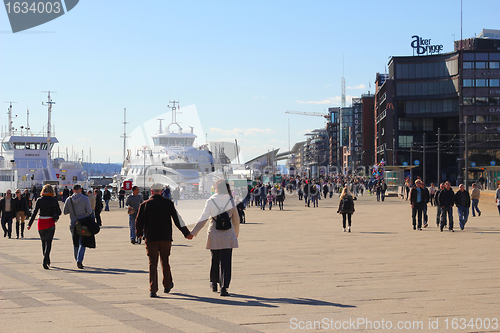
[70,198,100,236]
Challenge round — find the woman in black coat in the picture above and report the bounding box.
[27,184,61,269]
[94,189,103,226]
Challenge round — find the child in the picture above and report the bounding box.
[267,192,274,210]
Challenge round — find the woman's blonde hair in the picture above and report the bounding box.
[340,186,351,200]
[41,184,54,196]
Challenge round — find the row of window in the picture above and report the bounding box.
[2,142,54,150]
[397,80,458,96]
[463,79,500,88]
[463,52,500,62]
[468,115,500,123]
[463,61,500,69]
[395,60,458,80]
[399,118,434,131]
[399,99,458,114]
[463,96,500,106]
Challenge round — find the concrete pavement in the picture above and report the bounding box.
[1,191,499,332]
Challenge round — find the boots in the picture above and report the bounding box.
[21,222,25,238]
[15,221,26,238]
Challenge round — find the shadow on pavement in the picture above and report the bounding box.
[52,266,148,274]
[171,292,356,308]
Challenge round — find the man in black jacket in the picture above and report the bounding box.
[438,181,455,232]
[409,180,428,230]
[455,184,470,230]
[136,183,191,298]
[103,187,111,211]
[0,190,15,238]
[434,183,445,227]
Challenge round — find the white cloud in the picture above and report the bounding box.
[324,84,332,88]
[209,127,275,137]
[347,84,367,90]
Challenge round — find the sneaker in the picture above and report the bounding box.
[220,288,229,296]
[343,228,346,232]
[478,211,481,217]
[423,224,428,228]
[137,237,142,245]
[77,262,84,269]
[131,239,136,244]
[348,226,351,233]
[210,282,218,292]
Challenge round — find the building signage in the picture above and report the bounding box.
[411,35,443,56]
[480,71,500,76]
[490,89,500,95]
[489,107,500,113]
[353,104,362,153]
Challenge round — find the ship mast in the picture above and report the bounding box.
[121,108,129,161]
[166,100,182,133]
[42,92,55,169]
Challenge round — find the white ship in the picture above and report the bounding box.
[0,93,88,195]
[119,102,214,192]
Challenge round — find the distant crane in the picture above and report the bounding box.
[285,110,329,119]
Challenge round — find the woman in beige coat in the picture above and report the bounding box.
[189,179,240,296]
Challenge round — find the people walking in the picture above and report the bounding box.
[118,188,126,208]
[434,183,445,227]
[438,181,455,232]
[470,183,481,217]
[259,185,268,210]
[188,179,240,297]
[136,183,191,298]
[337,186,355,232]
[94,189,103,226]
[409,180,428,230]
[276,186,285,210]
[421,182,430,227]
[429,183,436,206]
[266,191,274,210]
[380,180,388,202]
[496,184,500,216]
[63,184,94,269]
[0,190,15,238]
[27,185,61,269]
[103,187,111,211]
[455,184,470,230]
[13,189,29,238]
[126,186,143,244]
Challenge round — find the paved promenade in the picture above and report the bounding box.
[1,191,499,332]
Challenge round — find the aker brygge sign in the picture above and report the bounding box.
[411,35,443,56]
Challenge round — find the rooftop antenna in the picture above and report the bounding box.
[4,102,17,136]
[121,108,130,161]
[166,100,182,133]
[42,91,55,169]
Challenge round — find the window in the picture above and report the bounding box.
[399,136,413,148]
[463,53,474,61]
[489,62,500,69]
[475,62,487,69]
[463,97,475,105]
[476,79,488,87]
[490,97,500,105]
[463,79,474,87]
[463,62,474,69]
[490,79,500,87]
[476,53,488,61]
[476,97,488,105]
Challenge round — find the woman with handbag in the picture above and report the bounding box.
[187,179,240,296]
[63,184,93,269]
[337,186,355,233]
[27,184,61,269]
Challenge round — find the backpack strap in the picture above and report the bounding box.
[211,198,233,216]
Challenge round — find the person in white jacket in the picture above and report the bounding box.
[188,179,240,296]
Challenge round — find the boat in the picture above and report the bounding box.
[118,102,215,192]
[0,93,88,195]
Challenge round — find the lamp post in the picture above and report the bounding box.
[140,147,153,197]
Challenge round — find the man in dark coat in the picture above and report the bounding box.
[0,190,15,238]
[438,181,456,232]
[455,184,470,230]
[409,180,428,230]
[103,187,111,211]
[136,183,191,298]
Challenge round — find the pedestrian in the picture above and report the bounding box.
[26,184,61,269]
[429,183,436,206]
[13,189,29,238]
[88,190,96,214]
[337,186,355,232]
[118,188,126,208]
[276,186,285,210]
[438,181,455,232]
[62,186,70,202]
[259,184,268,210]
[409,180,427,230]
[470,183,481,217]
[455,184,470,230]
[0,190,15,238]
[136,183,191,298]
[495,184,500,216]
[310,183,319,207]
[63,184,94,269]
[421,181,430,228]
[103,187,111,211]
[380,180,388,202]
[94,189,103,226]
[188,179,240,296]
[266,191,274,210]
[375,181,381,201]
[126,186,143,244]
[172,187,180,206]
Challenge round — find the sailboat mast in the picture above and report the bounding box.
[42,92,55,168]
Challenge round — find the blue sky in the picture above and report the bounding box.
[1,0,499,163]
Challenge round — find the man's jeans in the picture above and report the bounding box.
[1,211,13,238]
[441,206,454,230]
[129,213,137,241]
[457,206,469,230]
[105,200,110,211]
[70,225,86,263]
[471,199,481,216]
